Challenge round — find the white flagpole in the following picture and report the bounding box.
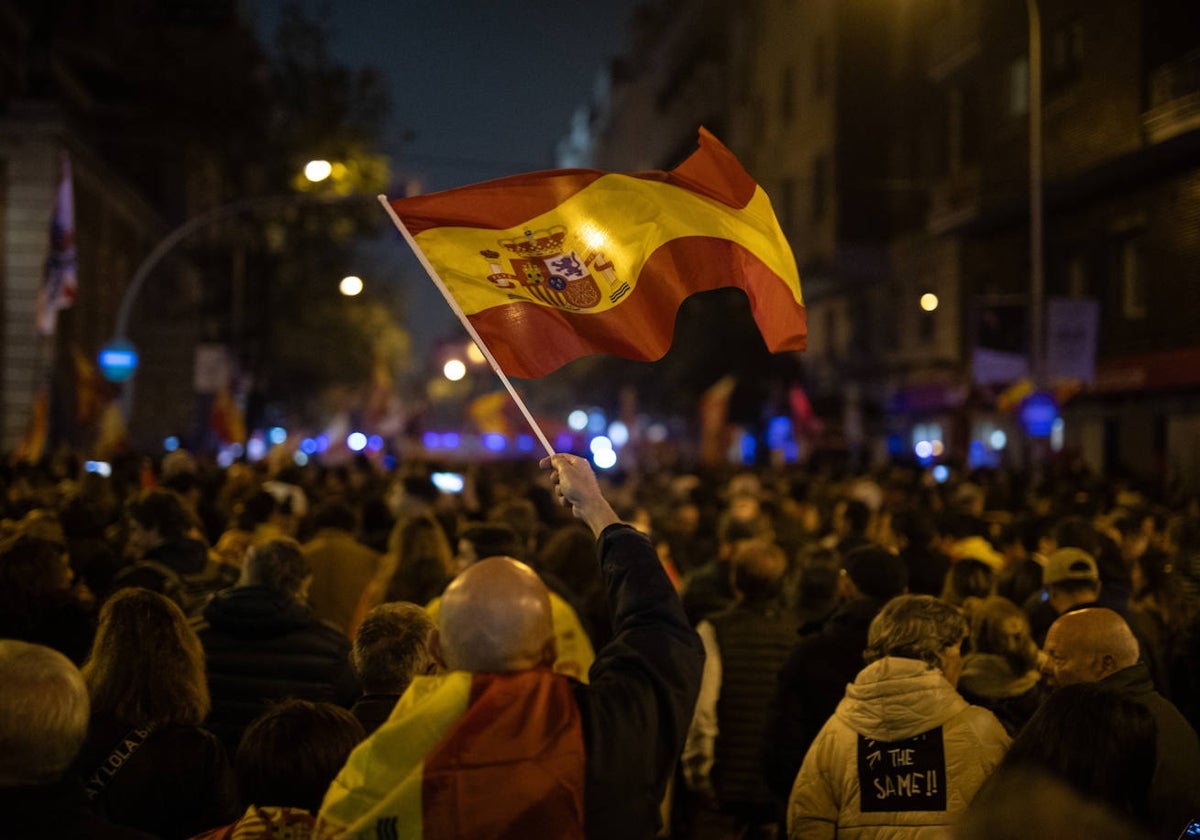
[377,195,556,457]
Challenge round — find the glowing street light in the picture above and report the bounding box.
[339,275,363,296]
[920,293,939,312]
[304,159,333,182]
[443,359,466,381]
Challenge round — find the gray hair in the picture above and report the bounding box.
[352,603,437,695]
[241,538,311,596]
[864,594,968,669]
[0,640,90,785]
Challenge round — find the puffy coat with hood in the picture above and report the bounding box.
[787,657,1009,840]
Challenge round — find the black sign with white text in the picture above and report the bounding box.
[857,728,947,812]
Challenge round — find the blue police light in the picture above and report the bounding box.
[740,432,757,465]
[247,437,267,461]
[482,433,507,452]
[517,435,535,452]
[268,427,287,445]
[593,448,617,469]
[163,436,180,452]
[300,438,318,455]
[367,435,384,452]
[608,421,630,447]
[932,465,950,483]
[422,431,440,449]
[98,339,139,382]
[587,410,607,434]
[442,432,461,449]
[766,416,793,450]
[1019,391,1058,439]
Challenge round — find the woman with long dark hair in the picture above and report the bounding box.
[76,588,236,838]
[349,514,455,636]
[957,596,1045,735]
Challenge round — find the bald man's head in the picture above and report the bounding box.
[433,557,555,673]
[1042,608,1140,688]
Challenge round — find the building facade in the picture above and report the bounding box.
[562,0,1200,490]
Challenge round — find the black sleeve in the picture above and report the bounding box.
[576,524,705,837]
[763,646,811,800]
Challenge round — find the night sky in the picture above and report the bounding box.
[253,0,643,191]
[253,0,644,356]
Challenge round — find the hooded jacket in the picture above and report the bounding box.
[193,586,359,750]
[956,653,1044,736]
[787,657,1009,840]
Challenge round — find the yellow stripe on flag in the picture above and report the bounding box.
[413,180,801,317]
[316,672,473,839]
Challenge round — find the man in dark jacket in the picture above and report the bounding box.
[349,602,438,735]
[317,454,704,840]
[683,537,797,836]
[763,544,909,799]
[194,538,359,751]
[1043,608,1200,839]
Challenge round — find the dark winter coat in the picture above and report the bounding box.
[764,597,885,799]
[1102,662,1200,839]
[193,586,359,751]
[73,715,237,839]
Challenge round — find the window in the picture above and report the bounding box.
[1008,55,1029,116]
[1067,254,1087,298]
[1048,20,1083,93]
[812,155,829,223]
[813,36,827,97]
[1119,238,1146,320]
[781,65,795,123]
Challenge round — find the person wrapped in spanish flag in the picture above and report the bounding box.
[316,453,704,839]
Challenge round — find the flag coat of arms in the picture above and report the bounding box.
[384,128,805,379]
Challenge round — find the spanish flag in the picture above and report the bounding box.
[385,129,805,379]
[316,670,585,839]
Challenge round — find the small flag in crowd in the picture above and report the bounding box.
[36,152,78,336]
[12,388,49,464]
[316,670,585,839]
[210,384,247,445]
[383,128,805,379]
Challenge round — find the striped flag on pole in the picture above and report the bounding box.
[380,129,805,380]
[36,152,78,336]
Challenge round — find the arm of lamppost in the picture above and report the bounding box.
[1027,0,1044,388]
[111,191,377,420]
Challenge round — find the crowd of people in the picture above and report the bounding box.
[1,445,1199,839]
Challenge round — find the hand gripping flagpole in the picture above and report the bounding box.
[378,195,556,457]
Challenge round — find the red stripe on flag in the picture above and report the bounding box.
[421,670,585,839]
[467,236,807,379]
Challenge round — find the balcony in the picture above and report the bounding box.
[1143,49,1200,144]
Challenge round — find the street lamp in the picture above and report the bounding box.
[304,159,333,182]
[339,275,363,296]
[443,359,466,381]
[920,293,939,312]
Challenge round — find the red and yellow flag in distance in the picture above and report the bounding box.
[386,128,805,379]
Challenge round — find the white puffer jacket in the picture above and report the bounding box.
[787,657,1010,840]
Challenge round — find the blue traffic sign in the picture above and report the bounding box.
[98,338,139,382]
